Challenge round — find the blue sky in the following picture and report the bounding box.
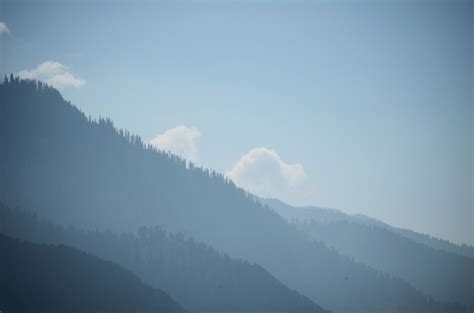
[1,0,472,245]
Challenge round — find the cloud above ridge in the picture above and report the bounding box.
[148,126,201,162]
[18,61,85,90]
[227,147,306,198]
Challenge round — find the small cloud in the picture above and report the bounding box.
[0,22,10,35]
[148,126,201,162]
[17,61,85,90]
[227,147,306,198]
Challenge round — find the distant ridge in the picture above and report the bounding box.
[262,198,474,306]
[262,197,474,258]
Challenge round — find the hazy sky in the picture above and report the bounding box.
[1,0,472,245]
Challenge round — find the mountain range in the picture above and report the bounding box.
[262,198,474,306]
[1,77,472,312]
[262,198,474,259]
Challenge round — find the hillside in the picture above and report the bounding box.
[0,77,454,312]
[262,198,474,306]
[261,198,353,224]
[392,227,474,259]
[263,198,474,258]
[0,233,183,313]
[0,204,327,313]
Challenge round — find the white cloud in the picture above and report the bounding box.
[0,22,9,35]
[148,126,201,162]
[17,61,85,90]
[227,147,306,198]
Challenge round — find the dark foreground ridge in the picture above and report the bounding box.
[0,233,184,313]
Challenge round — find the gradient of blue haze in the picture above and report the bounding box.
[0,0,472,245]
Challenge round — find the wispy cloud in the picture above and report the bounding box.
[0,22,10,35]
[17,61,85,90]
[148,126,201,162]
[227,147,306,198]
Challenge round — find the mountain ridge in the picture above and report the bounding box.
[262,197,474,258]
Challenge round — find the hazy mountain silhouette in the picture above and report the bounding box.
[261,198,353,224]
[0,233,183,313]
[0,77,460,312]
[263,197,474,258]
[263,198,474,306]
[354,215,474,259]
[0,204,327,313]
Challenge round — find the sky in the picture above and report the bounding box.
[0,0,472,245]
